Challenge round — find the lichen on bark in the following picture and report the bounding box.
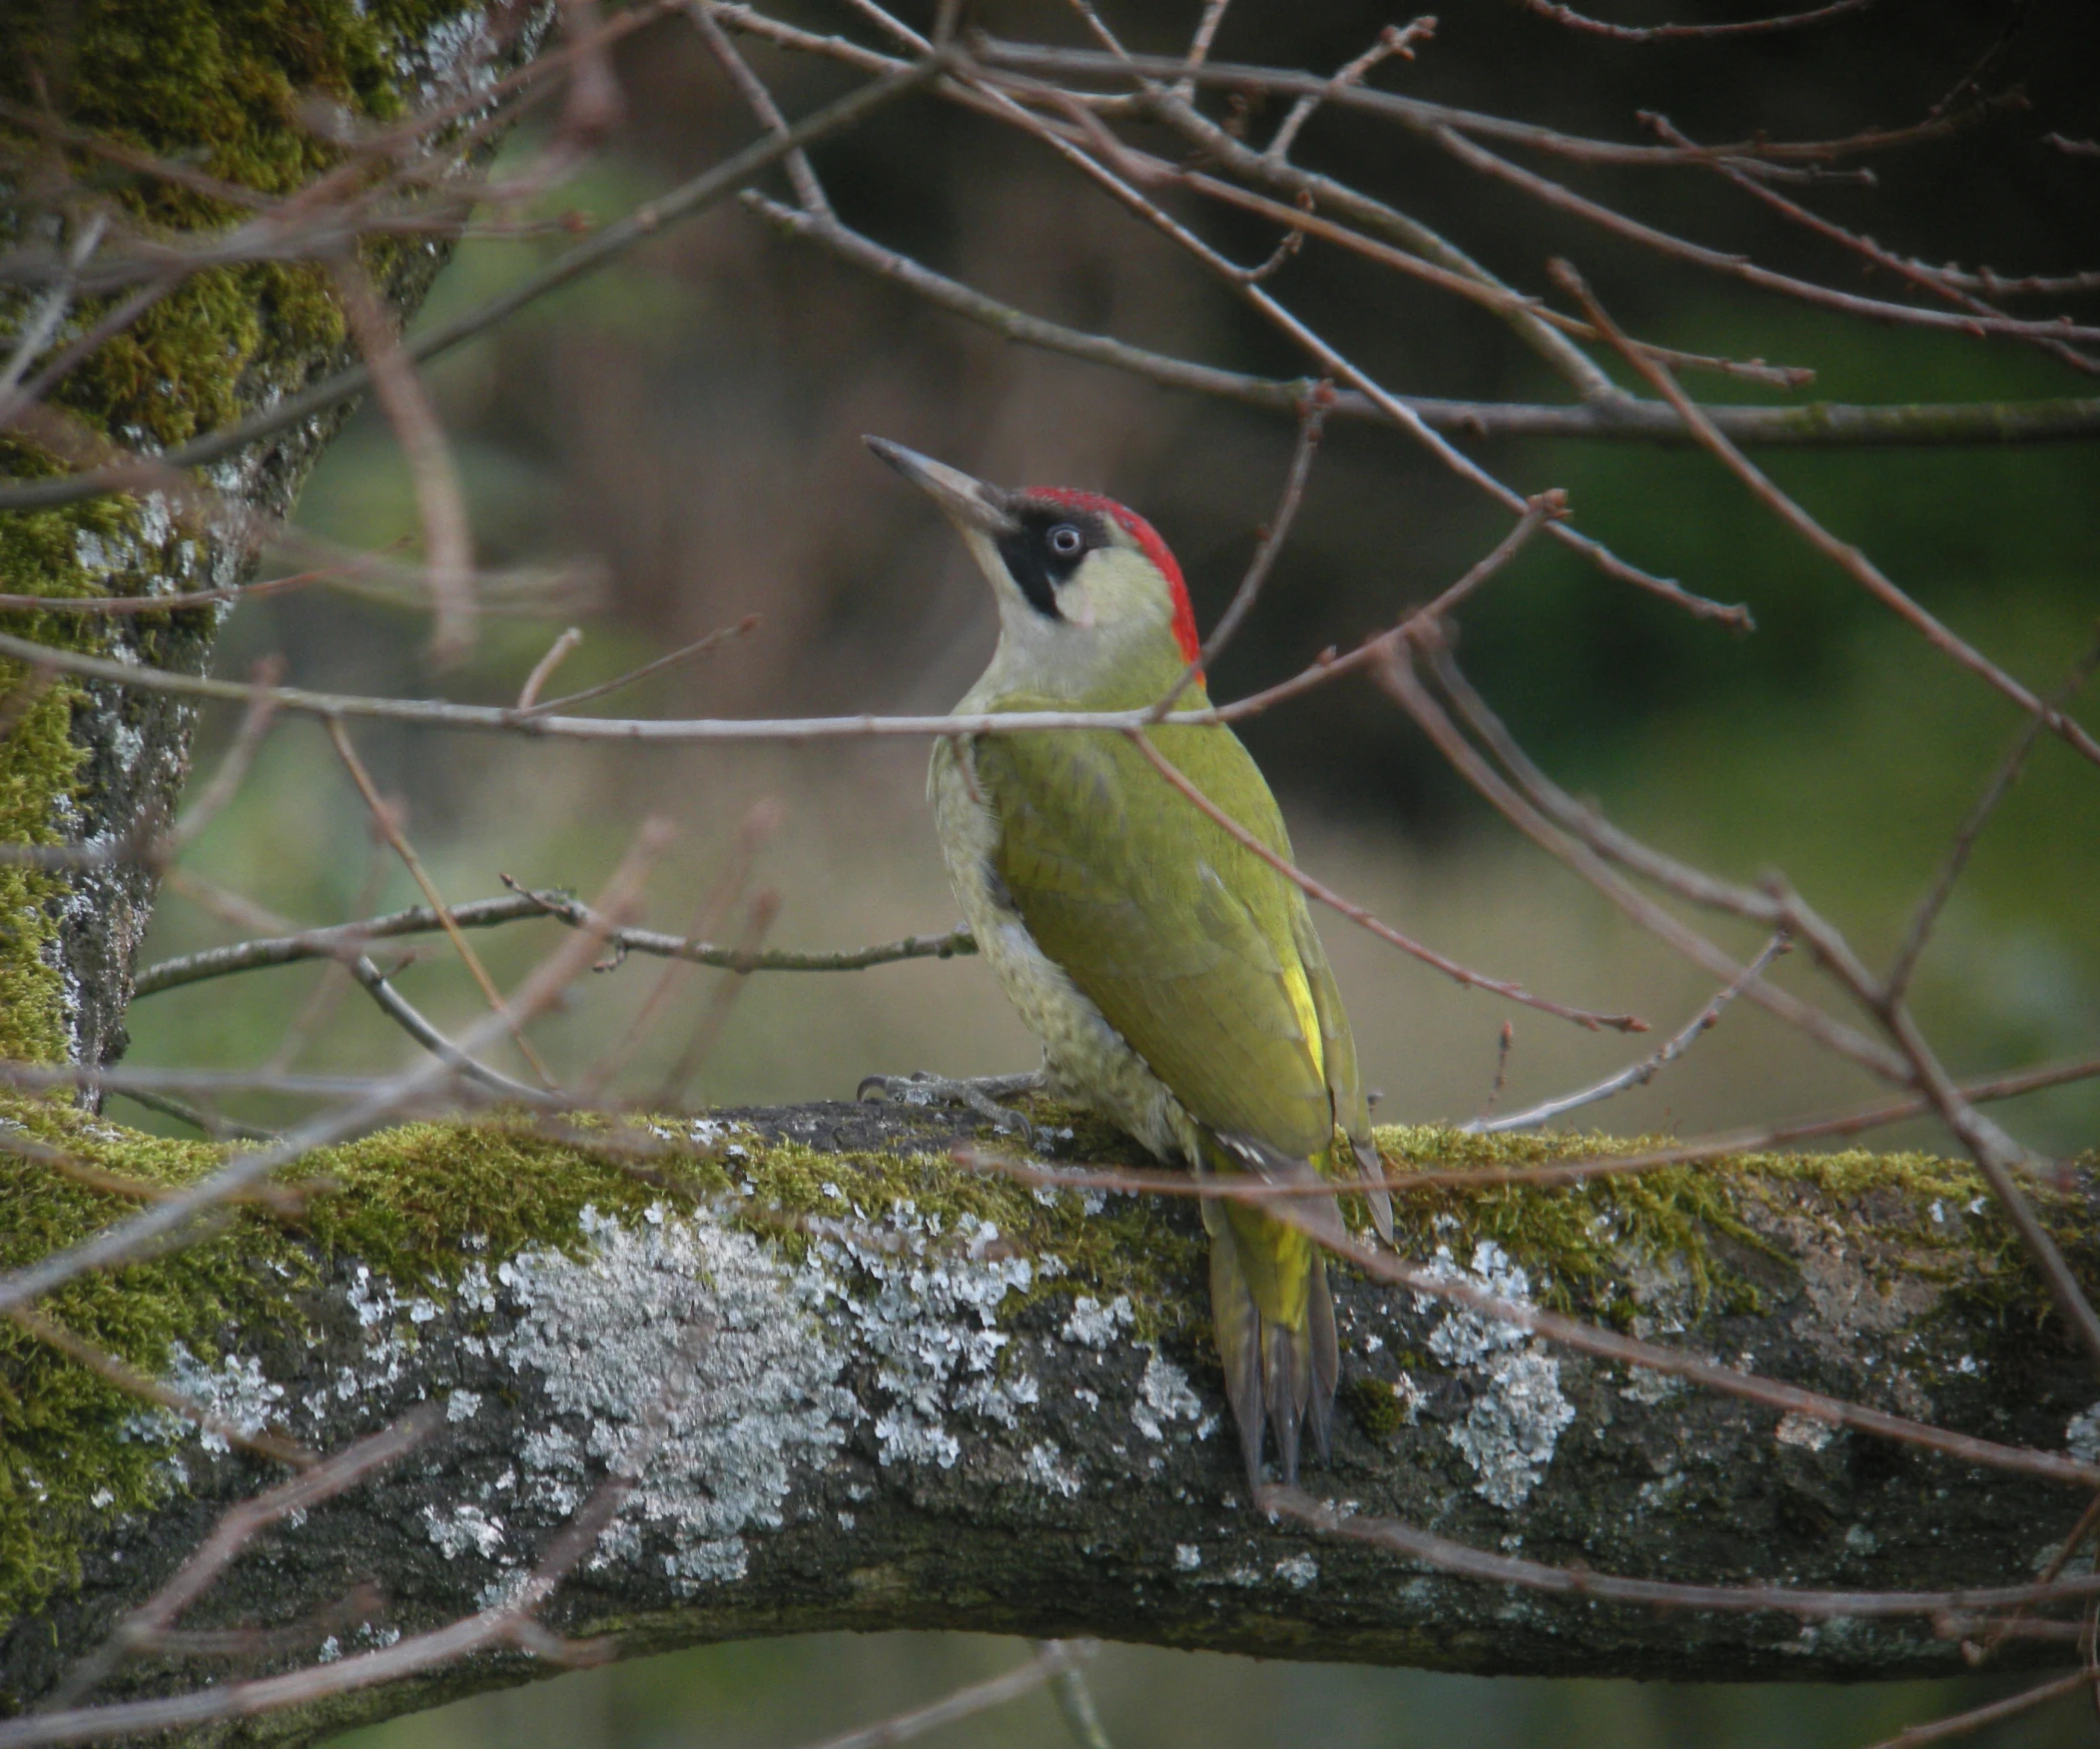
[3,1094,2096,1739]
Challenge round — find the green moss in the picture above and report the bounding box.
[1342,1373,1405,1440]
[0,1096,2084,1629]
[1368,1125,2093,1327]
[0,491,137,1064]
[0,0,491,1057]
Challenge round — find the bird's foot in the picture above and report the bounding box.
[857,1070,1046,1148]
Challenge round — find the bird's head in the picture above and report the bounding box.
[866,436,1201,703]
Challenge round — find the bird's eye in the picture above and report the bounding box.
[1048,523,1084,558]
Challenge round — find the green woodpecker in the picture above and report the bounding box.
[867,437,1395,1490]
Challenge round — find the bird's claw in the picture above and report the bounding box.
[858,1070,1044,1150]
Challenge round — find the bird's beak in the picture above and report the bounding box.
[864,436,1016,535]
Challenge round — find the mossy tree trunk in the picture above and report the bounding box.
[0,1097,2095,1745]
[0,0,528,1073]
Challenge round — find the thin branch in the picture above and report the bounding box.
[0,559,350,616]
[977,40,2019,168]
[762,192,2100,448]
[1643,112,2097,378]
[1883,628,2100,1001]
[0,617,1592,744]
[133,894,975,998]
[685,1,834,216]
[1171,166,1815,388]
[520,615,758,716]
[1151,390,1328,716]
[1040,1644,1115,1749]
[1551,260,2100,770]
[348,954,557,1105]
[514,627,583,711]
[1266,20,1435,164]
[0,214,108,407]
[1856,1670,2100,1749]
[327,719,558,1089]
[9,1307,317,1471]
[45,1408,436,1710]
[1469,933,1789,1133]
[328,256,477,666]
[105,1086,280,1144]
[1123,727,1646,1032]
[804,1643,1093,1749]
[1518,0,1880,41]
[1263,1486,2100,1617]
[1441,136,2100,347]
[1381,643,1908,1080]
[1171,0,1232,101]
[953,59,1743,628]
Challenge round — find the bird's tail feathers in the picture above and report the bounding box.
[1307,1251,1338,1461]
[1350,1134,1396,1246]
[1204,1166,1344,1492]
[1210,1235,1265,1491]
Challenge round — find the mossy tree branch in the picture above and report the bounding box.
[3,1096,2097,1745]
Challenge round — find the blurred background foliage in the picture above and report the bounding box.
[110,0,2099,1740]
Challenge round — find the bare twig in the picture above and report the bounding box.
[685,1,833,216]
[0,214,108,410]
[1266,20,1435,164]
[1855,1670,2100,1749]
[348,955,557,1105]
[9,1307,316,1471]
[802,1642,1095,1749]
[1519,0,1879,42]
[519,615,758,716]
[1150,390,1328,716]
[0,559,351,616]
[133,893,975,997]
[1040,1643,1115,1749]
[327,718,558,1089]
[46,1408,436,1710]
[328,257,477,666]
[1641,113,2097,379]
[977,41,2023,169]
[949,52,1743,625]
[515,627,583,710]
[1263,1486,2100,1616]
[1883,628,2100,1001]
[1469,934,1789,1134]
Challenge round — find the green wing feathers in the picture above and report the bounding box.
[973,716,1374,1485]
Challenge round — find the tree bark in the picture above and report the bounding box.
[2,1096,2094,1744]
[0,0,535,1075]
